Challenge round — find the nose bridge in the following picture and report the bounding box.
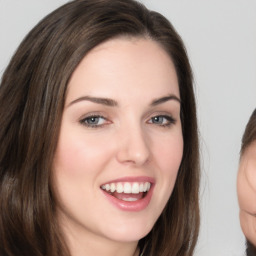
[116,119,150,166]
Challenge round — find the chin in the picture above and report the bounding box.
[104,219,154,243]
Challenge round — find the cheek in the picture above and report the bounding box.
[246,162,256,192]
[238,163,256,214]
[52,131,115,208]
[153,130,183,197]
[53,130,114,177]
[155,132,183,174]
[149,133,183,218]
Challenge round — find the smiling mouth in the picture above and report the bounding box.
[100,182,151,202]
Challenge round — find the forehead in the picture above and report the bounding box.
[80,37,176,79]
[66,37,179,103]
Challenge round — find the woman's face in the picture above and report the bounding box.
[53,38,183,246]
[237,141,256,246]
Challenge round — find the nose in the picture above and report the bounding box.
[116,125,150,166]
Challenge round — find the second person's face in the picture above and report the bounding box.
[237,141,256,246]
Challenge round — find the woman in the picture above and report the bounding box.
[237,109,256,256]
[0,0,200,255]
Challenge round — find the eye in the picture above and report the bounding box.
[148,115,176,127]
[79,115,109,128]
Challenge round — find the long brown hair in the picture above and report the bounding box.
[0,0,200,255]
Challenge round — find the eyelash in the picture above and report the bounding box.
[79,114,176,128]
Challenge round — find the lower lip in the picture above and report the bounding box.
[101,185,154,212]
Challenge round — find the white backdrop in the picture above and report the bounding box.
[0,1,255,255]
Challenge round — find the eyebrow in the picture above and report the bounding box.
[68,94,180,108]
[150,94,181,106]
[68,96,118,107]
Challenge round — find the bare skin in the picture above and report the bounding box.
[237,141,256,247]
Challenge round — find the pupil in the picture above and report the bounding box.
[89,117,98,123]
[154,116,162,123]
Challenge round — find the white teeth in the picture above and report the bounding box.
[110,183,115,193]
[122,197,138,202]
[116,183,123,193]
[101,181,151,194]
[105,184,110,191]
[123,182,132,193]
[143,183,147,192]
[132,183,140,194]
